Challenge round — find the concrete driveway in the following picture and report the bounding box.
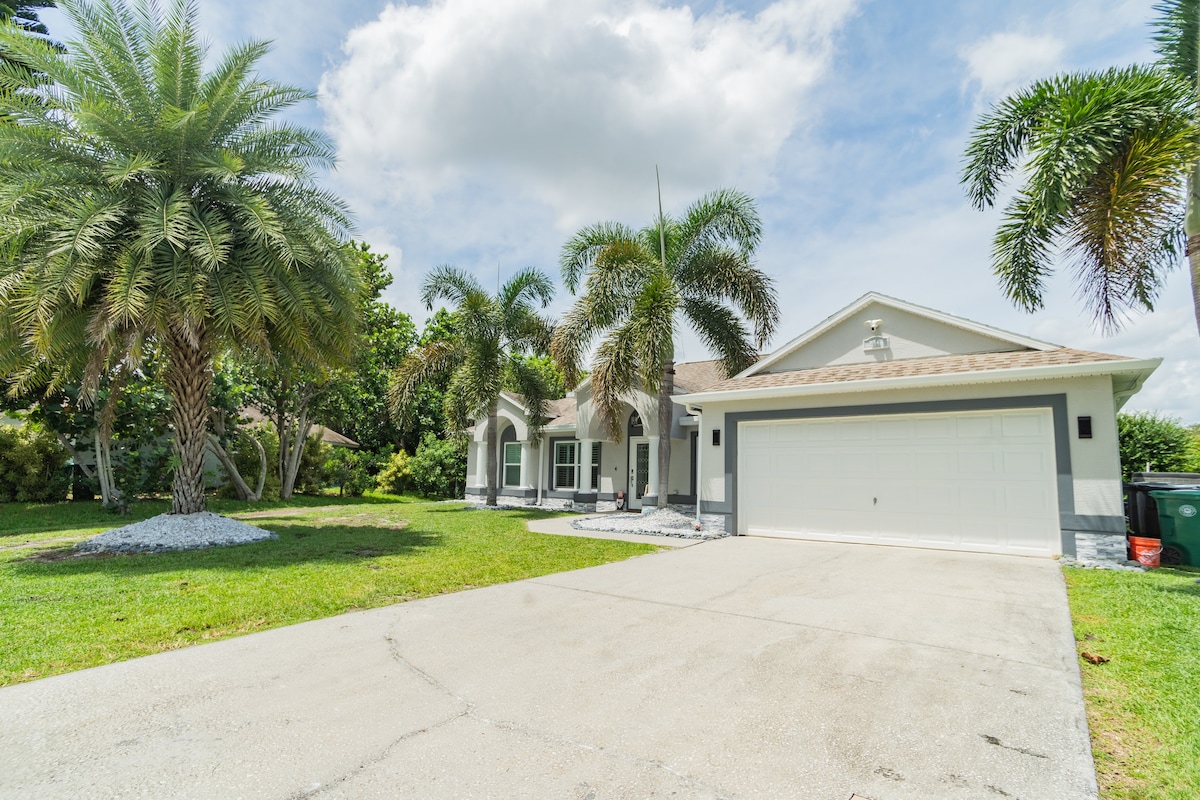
[0,537,1096,800]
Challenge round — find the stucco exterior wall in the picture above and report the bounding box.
[766,303,1028,372]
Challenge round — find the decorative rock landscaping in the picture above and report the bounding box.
[77,512,277,554]
[571,508,729,540]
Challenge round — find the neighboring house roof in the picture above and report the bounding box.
[682,347,1160,403]
[239,407,360,449]
[741,291,1061,379]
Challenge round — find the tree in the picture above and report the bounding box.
[0,0,361,514]
[0,1,53,38]
[319,243,418,453]
[551,188,779,506]
[389,266,557,507]
[962,4,1200,333]
[1117,411,1198,479]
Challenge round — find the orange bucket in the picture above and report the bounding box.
[1128,536,1162,568]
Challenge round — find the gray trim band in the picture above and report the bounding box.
[723,395,1076,554]
[1061,514,1126,534]
[465,487,536,499]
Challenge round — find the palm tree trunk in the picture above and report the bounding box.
[164,325,213,515]
[485,402,498,506]
[656,361,674,509]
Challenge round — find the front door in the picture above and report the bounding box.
[628,438,650,510]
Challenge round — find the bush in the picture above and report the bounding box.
[410,434,467,498]
[0,423,71,503]
[326,448,375,497]
[296,436,328,495]
[375,449,412,495]
[1117,411,1199,480]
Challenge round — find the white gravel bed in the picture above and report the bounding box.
[77,512,277,554]
[572,508,729,540]
[1059,556,1146,572]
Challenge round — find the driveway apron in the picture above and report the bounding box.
[0,537,1096,800]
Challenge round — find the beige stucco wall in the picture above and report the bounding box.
[691,374,1122,521]
[766,303,1029,372]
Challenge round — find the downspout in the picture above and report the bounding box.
[687,403,703,526]
[537,443,543,506]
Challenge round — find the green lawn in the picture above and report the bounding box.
[0,497,657,686]
[1065,564,1200,800]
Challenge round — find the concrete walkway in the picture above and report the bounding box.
[0,538,1096,800]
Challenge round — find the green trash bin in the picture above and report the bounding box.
[1149,490,1200,567]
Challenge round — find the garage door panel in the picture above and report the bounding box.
[958,450,998,475]
[1001,412,1047,439]
[914,416,953,438]
[916,450,957,475]
[1003,450,1048,475]
[738,409,1060,556]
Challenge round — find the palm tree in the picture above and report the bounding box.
[551,188,779,507]
[0,0,361,514]
[389,266,557,507]
[963,2,1200,334]
[1154,0,1200,333]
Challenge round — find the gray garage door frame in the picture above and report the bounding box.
[704,393,1121,557]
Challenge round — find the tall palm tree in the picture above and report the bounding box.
[551,189,779,507]
[389,266,557,507]
[0,0,361,514]
[1154,0,1200,332]
[962,66,1199,332]
[963,1,1200,334]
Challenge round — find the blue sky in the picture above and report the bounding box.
[44,0,1200,419]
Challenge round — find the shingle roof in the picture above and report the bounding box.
[544,397,577,428]
[696,348,1135,394]
[541,359,734,427]
[673,359,732,393]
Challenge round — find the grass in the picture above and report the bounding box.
[1064,563,1200,800]
[0,496,658,686]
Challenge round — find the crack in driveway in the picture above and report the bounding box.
[330,633,734,800]
[527,579,1069,673]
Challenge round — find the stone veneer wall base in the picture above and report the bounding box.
[1072,531,1127,562]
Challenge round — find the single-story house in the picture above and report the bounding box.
[465,292,1159,560]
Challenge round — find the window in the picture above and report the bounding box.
[553,441,577,489]
[503,442,522,486]
[590,442,601,491]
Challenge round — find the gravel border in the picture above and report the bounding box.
[571,509,729,540]
[1059,556,1147,572]
[77,512,278,554]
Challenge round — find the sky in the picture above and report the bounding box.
[42,0,1200,419]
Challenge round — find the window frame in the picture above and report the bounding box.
[503,442,522,487]
[553,440,578,490]
[589,442,601,492]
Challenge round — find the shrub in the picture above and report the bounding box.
[375,449,412,495]
[326,448,374,497]
[410,434,467,498]
[296,436,329,495]
[1117,411,1199,481]
[0,423,71,503]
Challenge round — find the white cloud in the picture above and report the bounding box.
[320,0,856,227]
[960,31,1065,98]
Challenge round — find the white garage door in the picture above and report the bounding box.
[737,408,1060,556]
